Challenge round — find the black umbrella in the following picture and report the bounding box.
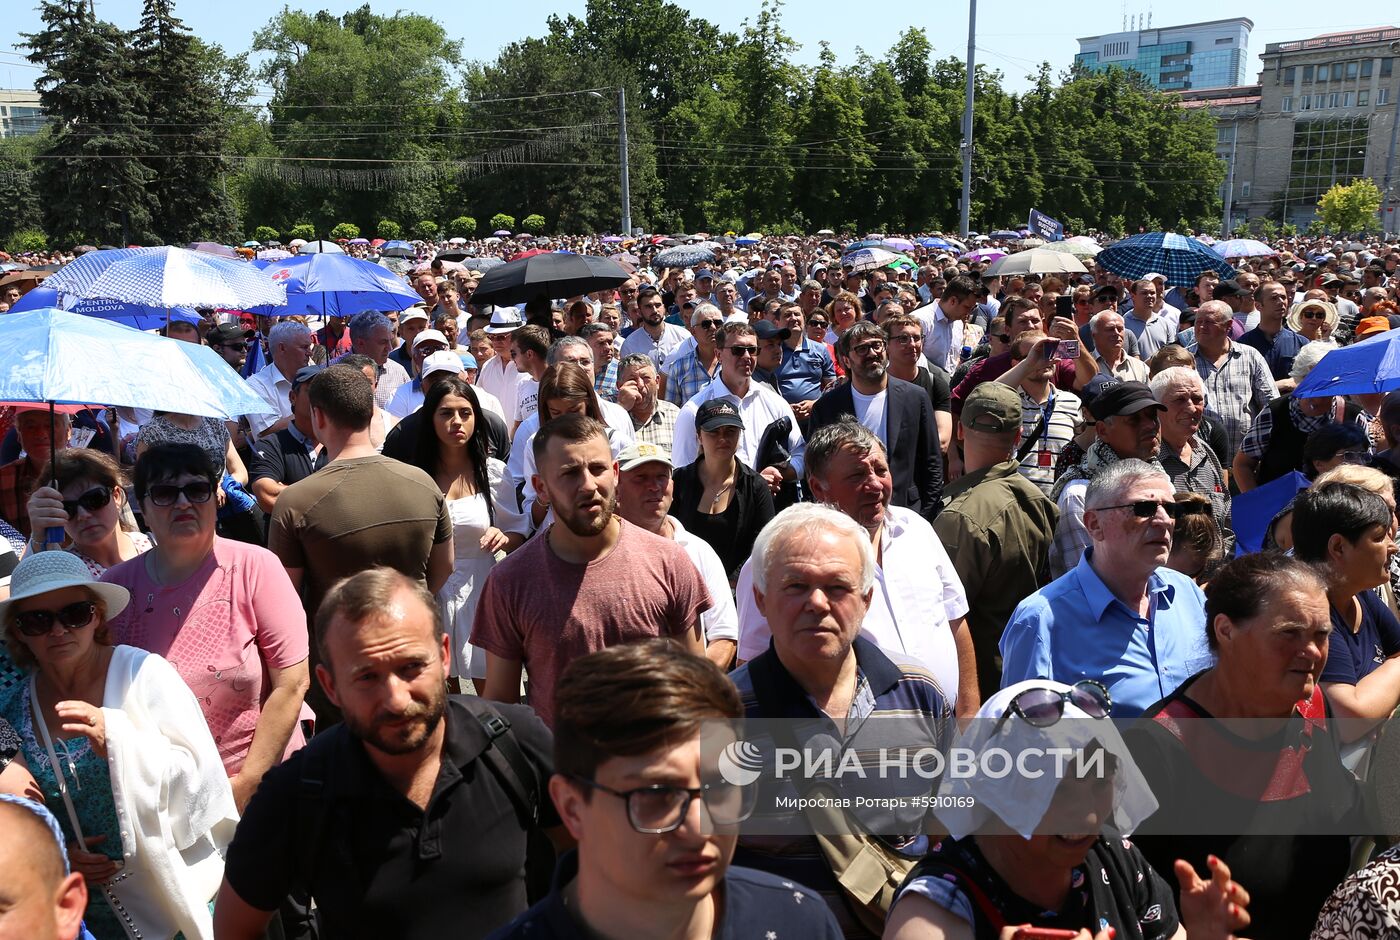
[471,253,633,306]
[820,239,843,251]
[435,250,469,263]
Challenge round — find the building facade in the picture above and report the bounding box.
[0,90,45,139]
[1076,18,1253,92]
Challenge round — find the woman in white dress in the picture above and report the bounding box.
[410,377,527,692]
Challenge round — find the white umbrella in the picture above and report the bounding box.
[984,248,1089,277]
[288,238,308,248]
[297,239,345,255]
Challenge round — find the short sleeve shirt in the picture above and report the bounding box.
[470,519,711,727]
[1322,590,1400,686]
[101,537,309,774]
[1015,387,1083,494]
[249,424,327,489]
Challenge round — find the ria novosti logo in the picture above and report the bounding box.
[717,739,765,786]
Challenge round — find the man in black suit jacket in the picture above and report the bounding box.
[809,320,943,521]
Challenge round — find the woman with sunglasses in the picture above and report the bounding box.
[0,551,236,939]
[887,679,1249,940]
[1287,298,1338,342]
[1165,493,1225,585]
[1125,553,1364,940]
[99,443,309,814]
[25,449,152,577]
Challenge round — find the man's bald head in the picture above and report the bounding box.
[0,799,86,940]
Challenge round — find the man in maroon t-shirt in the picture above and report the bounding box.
[472,414,710,727]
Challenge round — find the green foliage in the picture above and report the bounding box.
[376,219,402,239]
[1254,218,1278,241]
[252,225,279,242]
[329,222,360,240]
[412,220,439,239]
[289,222,316,242]
[6,229,49,253]
[1317,178,1383,233]
[1281,222,1299,237]
[520,214,547,233]
[1107,215,1126,238]
[1307,219,1326,236]
[490,213,517,232]
[447,216,475,237]
[0,137,43,246]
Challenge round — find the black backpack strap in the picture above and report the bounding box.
[471,702,540,825]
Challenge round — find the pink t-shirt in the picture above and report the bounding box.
[101,537,309,775]
[470,519,711,728]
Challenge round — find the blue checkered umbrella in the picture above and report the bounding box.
[652,245,716,270]
[43,246,287,308]
[1096,232,1234,287]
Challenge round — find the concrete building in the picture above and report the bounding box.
[0,90,45,139]
[1076,18,1253,92]
[1177,86,1262,233]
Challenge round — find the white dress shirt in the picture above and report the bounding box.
[476,356,522,423]
[912,301,964,374]
[735,505,968,699]
[670,374,806,475]
[244,362,294,437]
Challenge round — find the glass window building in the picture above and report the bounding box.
[1076,18,1253,91]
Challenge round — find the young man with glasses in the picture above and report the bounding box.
[1002,459,1210,718]
[494,639,842,939]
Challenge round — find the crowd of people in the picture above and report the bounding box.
[7,228,1400,939]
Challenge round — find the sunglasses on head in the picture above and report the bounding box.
[146,481,214,507]
[1095,498,1181,519]
[14,600,98,637]
[992,680,1113,736]
[62,485,112,518]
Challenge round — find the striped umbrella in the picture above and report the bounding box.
[1096,232,1234,287]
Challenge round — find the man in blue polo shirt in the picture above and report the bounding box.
[1000,459,1213,717]
[773,302,836,425]
[490,640,841,940]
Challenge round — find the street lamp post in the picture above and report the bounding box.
[591,88,633,236]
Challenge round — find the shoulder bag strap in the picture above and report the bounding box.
[1015,393,1055,464]
[471,704,539,825]
[30,678,88,851]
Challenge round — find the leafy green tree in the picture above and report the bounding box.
[376,219,402,239]
[413,220,439,240]
[25,0,155,245]
[447,216,475,237]
[329,222,360,240]
[521,214,546,232]
[0,137,44,246]
[129,0,237,241]
[1281,222,1299,237]
[1317,178,1382,233]
[289,222,316,241]
[252,225,279,242]
[490,213,516,232]
[5,229,48,253]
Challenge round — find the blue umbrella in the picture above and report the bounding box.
[918,237,952,249]
[652,245,716,270]
[1232,471,1309,555]
[989,230,1021,240]
[1291,330,1400,398]
[242,330,265,379]
[43,246,287,309]
[249,254,422,318]
[380,240,417,258]
[735,235,762,247]
[1096,232,1234,287]
[0,307,272,418]
[10,286,200,331]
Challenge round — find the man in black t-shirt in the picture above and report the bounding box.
[248,364,328,515]
[214,568,561,940]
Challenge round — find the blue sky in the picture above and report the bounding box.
[2,1,1395,98]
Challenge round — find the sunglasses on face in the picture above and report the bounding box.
[14,600,98,637]
[808,320,828,328]
[146,481,214,507]
[1302,310,1328,320]
[62,485,112,518]
[1095,499,1181,520]
[992,679,1112,736]
[696,319,723,329]
[727,345,759,357]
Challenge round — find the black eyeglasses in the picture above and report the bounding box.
[991,679,1113,736]
[1094,499,1181,520]
[62,485,112,518]
[14,600,98,637]
[570,777,756,834]
[146,481,214,507]
[727,345,759,357]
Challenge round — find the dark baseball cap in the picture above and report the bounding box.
[291,364,324,390]
[961,382,1021,433]
[751,320,791,342]
[696,399,744,432]
[1212,279,1248,299]
[206,322,252,345]
[1088,380,1165,422]
[1078,374,1117,408]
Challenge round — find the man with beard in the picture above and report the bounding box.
[619,286,690,401]
[214,568,562,939]
[472,414,710,728]
[809,320,942,522]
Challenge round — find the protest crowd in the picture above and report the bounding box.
[11,225,1400,940]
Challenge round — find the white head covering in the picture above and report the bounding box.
[934,679,1158,840]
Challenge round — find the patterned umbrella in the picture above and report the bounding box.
[44,246,287,309]
[1212,238,1276,259]
[840,247,907,273]
[256,248,293,261]
[883,237,916,253]
[1096,232,1235,287]
[653,245,716,270]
